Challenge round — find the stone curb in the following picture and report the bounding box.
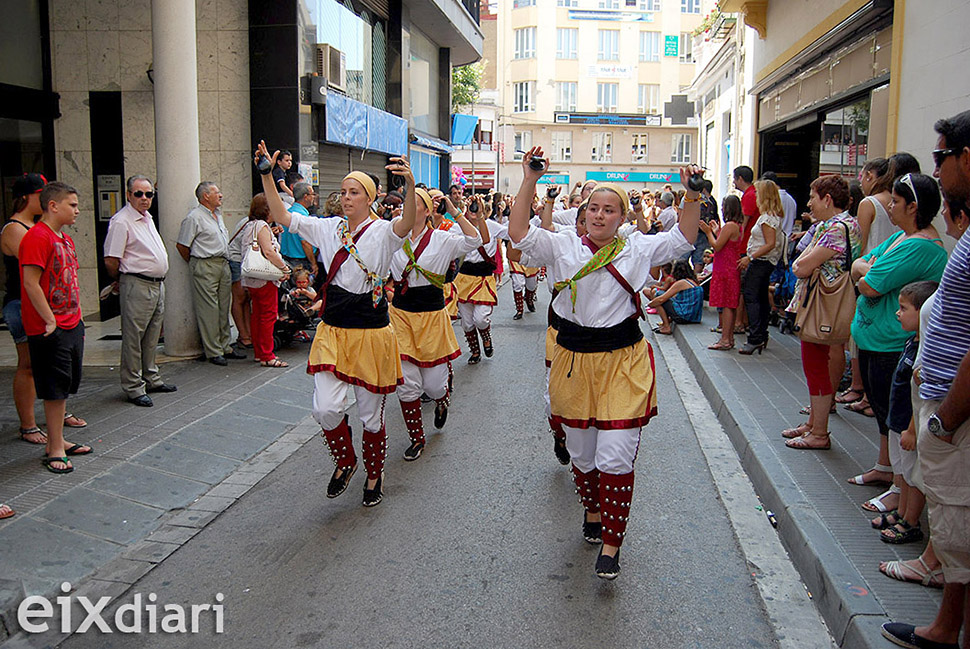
[662,319,891,649]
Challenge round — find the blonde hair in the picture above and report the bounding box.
[753,180,783,218]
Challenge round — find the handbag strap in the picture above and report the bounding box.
[839,220,852,272]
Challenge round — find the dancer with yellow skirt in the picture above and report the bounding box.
[256,141,415,508]
[390,189,483,461]
[509,146,702,579]
[454,213,506,363]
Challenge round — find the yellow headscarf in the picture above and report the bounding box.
[343,171,377,202]
[414,187,434,214]
[428,189,444,199]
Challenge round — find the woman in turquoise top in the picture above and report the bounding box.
[850,173,948,513]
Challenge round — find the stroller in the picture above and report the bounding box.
[273,275,320,350]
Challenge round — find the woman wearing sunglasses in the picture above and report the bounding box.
[849,173,948,513]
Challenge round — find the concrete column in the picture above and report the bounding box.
[152,0,202,357]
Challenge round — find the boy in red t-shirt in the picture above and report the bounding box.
[20,181,93,473]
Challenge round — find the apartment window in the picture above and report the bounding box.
[551,132,572,162]
[598,30,619,61]
[597,83,618,113]
[671,133,692,163]
[639,0,661,9]
[555,82,577,112]
[557,0,578,5]
[632,133,649,163]
[513,131,532,160]
[638,31,660,62]
[681,0,700,13]
[592,132,613,162]
[556,28,578,59]
[598,0,619,7]
[638,84,660,114]
[513,81,534,112]
[513,0,535,7]
[679,32,694,63]
[514,28,536,59]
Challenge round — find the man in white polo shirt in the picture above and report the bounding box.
[104,175,177,406]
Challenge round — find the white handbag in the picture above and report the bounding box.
[241,222,285,282]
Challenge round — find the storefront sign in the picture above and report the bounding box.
[585,171,678,183]
[664,35,679,57]
[568,10,654,22]
[554,112,661,126]
[586,65,635,79]
[537,174,570,185]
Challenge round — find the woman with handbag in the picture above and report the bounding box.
[849,173,948,510]
[240,193,290,368]
[255,140,415,508]
[783,176,861,449]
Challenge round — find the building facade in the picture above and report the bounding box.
[0,0,481,353]
[496,0,714,196]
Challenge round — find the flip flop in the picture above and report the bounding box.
[63,413,87,428]
[834,388,865,404]
[41,456,74,474]
[785,433,831,450]
[0,504,14,520]
[19,427,47,444]
[65,443,93,456]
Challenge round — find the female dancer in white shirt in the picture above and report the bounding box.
[509,146,702,579]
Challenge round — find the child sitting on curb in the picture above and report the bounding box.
[646,260,704,334]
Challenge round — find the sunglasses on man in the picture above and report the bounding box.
[131,190,155,199]
[932,148,962,168]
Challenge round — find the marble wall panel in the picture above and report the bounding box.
[87,30,121,90]
[197,0,219,27]
[218,91,251,153]
[122,91,156,153]
[218,0,249,31]
[50,0,84,31]
[196,31,220,91]
[220,149,255,218]
[197,91,221,152]
[122,150,157,183]
[119,31,154,92]
[85,0,118,31]
[54,92,93,153]
[200,151,223,187]
[52,32,90,91]
[118,0,152,32]
[216,30,249,93]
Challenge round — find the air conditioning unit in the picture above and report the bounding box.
[316,44,347,93]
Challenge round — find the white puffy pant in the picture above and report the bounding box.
[458,302,492,332]
[510,273,538,293]
[397,360,449,402]
[312,371,387,433]
[564,425,641,475]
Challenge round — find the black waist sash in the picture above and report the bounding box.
[322,284,389,329]
[459,260,494,277]
[392,284,445,313]
[556,316,643,353]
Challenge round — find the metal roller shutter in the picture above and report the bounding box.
[317,144,390,196]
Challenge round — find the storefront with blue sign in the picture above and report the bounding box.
[537,174,569,185]
[585,171,679,185]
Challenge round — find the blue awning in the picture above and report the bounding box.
[451,114,479,146]
[410,132,454,154]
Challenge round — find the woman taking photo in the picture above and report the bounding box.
[390,188,482,461]
[509,145,701,580]
[256,140,416,508]
[239,193,290,367]
[782,176,860,449]
[700,194,743,350]
[738,180,786,355]
[850,173,948,512]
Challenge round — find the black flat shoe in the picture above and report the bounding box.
[146,383,177,394]
[467,353,481,365]
[326,464,357,498]
[225,350,246,360]
[433,402,448,429]
[553,437,570,465]
[595,547,620,580]
[513,311,523,320]
[362,474,384,507]
[403,441,424,461]
[209,355,228,366]
[582,516,602,545]
[128,394,154,407]
[483,342,493,358]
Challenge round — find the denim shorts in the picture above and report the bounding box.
[2,300,27,344]
[229,260,242,284]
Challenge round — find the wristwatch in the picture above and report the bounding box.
[927,412,953,437]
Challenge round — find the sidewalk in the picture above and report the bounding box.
[649,308,942,649]
[0,334,317,646]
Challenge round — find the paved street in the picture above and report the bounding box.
[3,285,791,649]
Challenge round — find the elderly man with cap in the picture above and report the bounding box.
[104,175,176,406]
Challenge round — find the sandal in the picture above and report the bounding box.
[235,338,254,349]
[871,509,900,530]
[880,557,944,588]
[261,358,289,368]
[707,341,734,350]
[64,413,87,428]
[65,443,93,456]
[710,326,722,333]
[835,388,865,404]
[785,433,831,450]
[654,324,674,335]
[847,464,893,486]
[881,520,924,544]
[19,427,47,445]
[798,403,837,415]
[41,456,74,474]
[781,423,811,439]
[0,503,14,520]
[862,487,900,513]
[845,399,875,417]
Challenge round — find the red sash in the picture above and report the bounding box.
[397,227,435,294]
[580,236,643,320]
[318,220,376,311]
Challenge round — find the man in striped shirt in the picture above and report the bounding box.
[882,109,970,649]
